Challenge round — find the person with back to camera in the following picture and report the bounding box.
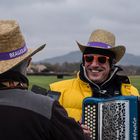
[50,29,140,135]
[0,20,90,140]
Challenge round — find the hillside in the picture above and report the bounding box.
[42,51,82,64]
[41,51,140,66]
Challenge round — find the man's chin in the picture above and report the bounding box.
[89,77,102,83]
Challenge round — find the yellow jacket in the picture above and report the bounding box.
[50,74,139,121]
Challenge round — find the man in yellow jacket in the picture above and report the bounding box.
[50,29,139,126]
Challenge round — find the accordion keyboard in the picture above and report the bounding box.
[84,104,97,139]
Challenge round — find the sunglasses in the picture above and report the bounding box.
[84,54,109,64]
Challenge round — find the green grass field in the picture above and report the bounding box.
[129,75,140,92]
[28,75,140,92]
[28,75,73,90]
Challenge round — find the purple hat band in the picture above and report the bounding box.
[0,44,28,61]
[87,42,112,49]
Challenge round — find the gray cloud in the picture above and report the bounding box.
[0,0,140,61]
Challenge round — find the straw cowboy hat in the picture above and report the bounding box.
[0,20,46,74]
[77,29,126,63]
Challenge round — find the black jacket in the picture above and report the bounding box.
[0,89,88,140]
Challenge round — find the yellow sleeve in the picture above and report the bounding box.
[121,83,140,96]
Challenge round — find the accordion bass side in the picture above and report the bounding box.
[82,96,140,140]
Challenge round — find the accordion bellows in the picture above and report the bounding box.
[82,96,140,140]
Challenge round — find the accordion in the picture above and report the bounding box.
[82,96,140,140]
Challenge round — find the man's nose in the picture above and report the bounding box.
[90,59,99,66]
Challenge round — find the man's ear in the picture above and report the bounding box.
[111,58,116,68]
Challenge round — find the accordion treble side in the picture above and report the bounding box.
[82,96,140,140]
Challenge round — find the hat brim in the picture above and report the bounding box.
[0,44,46,74]
[76,41,125,63]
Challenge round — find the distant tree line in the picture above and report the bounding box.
[39,62,140,75]
[120,65,140,75]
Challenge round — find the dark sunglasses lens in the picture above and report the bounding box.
[85,55,94,62]
[98,57,107,64]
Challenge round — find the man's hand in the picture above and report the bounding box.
[78,120,91,136]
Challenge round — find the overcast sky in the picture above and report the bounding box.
[0,0,140,62]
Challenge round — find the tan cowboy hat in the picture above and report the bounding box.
[77,29,126,63]
[0,20,46,74]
